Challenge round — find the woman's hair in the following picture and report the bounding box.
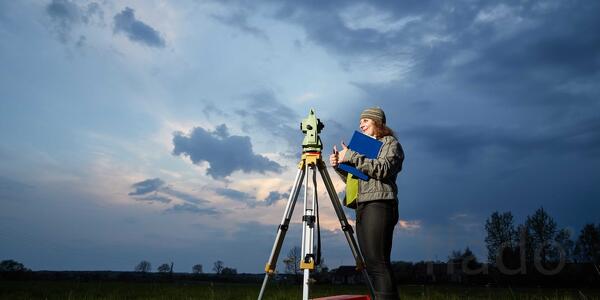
[372,119,396,138]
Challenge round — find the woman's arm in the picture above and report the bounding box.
[342,137,404,180]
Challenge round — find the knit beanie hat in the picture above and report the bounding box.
[360,107,386,124]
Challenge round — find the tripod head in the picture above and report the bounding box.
[300,108,324,153]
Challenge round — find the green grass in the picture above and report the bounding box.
[1,281,600,299]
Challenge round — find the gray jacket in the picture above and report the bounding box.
[335,135,404,203]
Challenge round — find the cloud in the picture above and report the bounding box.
[212,10,269,41]
[215,187,257,207]
[235,90,300,149]
[402,116,600,165]
[128,178,165,196]
[216,187,251,200]
[264,190,289,206]
[113,7,165,48]
[433,4,600,110]
[134,194,172,204]
[128,178,211,208]
[161,186,209,205]
[285,0,600,170]
[262,1,442,57]
[46,0,80,41]
[202,103,228,119]
[172,124,283,179]
[215,187,292,207]
[398,219,421,231]
[236,1,600,114]
[165,203,219,215]
[45,0,104,44]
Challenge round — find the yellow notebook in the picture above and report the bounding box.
[345,173,358,209]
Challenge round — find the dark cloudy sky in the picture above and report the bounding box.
[1,0,599,273]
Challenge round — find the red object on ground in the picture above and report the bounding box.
[311,295,370,300]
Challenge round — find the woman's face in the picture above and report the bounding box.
[360,118,377,137]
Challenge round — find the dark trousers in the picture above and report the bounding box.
[356,200,399,300]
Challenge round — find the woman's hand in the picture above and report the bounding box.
[329,146,339,167]
[330,142,350,167]
[337,142,349,163]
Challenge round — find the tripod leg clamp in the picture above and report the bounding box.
[300,255,315,270]
[302,215,315,225]
[342,224,354,234]
[265,263,276,274]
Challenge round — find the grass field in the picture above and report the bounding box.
[1,281,600,299]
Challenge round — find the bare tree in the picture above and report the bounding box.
[213,260,224,274]
[283,246,302,276]
[135,260,151,273]
[157,263,171,273]
[192,264,203,274]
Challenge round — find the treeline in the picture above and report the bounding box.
[0,258,244,283]
[382,207,600,286]
[485,207,599,267]
[130,260,237,275]
[2,207,598,287]
[0,259,239,276]
[325,206,599,287]
[0,270,262,283]
[479,206,599,286]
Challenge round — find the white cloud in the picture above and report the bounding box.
[472,4,536,40]
[398,219,421,231]
[474,4,515,24]
[340,4,421,34]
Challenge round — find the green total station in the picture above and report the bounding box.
[301,108,324,153]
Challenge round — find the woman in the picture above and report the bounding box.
[330,107,404,300]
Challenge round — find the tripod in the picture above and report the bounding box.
[257,150,375,300]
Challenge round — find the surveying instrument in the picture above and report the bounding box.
[258,109,375,300]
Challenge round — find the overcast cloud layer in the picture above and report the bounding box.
[0,0,599,273]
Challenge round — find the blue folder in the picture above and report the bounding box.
[338,131,383,180]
